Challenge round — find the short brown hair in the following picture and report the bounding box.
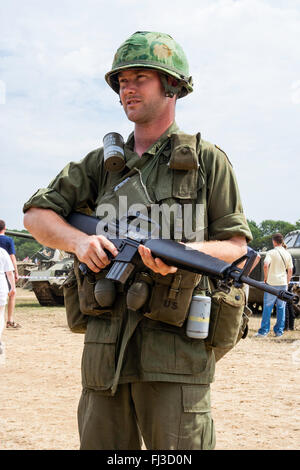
[0,220,6,231]
[272,233,284,244]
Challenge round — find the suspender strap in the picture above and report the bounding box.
[277,249,288,271]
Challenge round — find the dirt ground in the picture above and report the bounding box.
[0,288,299,450]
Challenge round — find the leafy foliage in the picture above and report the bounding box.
[247,219,300,251]
[8,231,42,260]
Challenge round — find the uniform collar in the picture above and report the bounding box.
[124,121,179,169]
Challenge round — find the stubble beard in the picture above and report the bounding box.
[123,93,168,125]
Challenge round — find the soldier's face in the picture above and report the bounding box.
[118,69,168,123]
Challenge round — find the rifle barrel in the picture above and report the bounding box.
[238,275,297,303]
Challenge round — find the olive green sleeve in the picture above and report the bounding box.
[23,149,104,217]
[203,143,252,242]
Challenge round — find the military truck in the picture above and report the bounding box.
[248,230,300,316]
[284,230,300,316]
[284,230,300,275]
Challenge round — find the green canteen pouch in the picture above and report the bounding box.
[144,269,201,327]
[63,267,88,334]
[205,285,246,361]
[169,132,200,201]
[74,257,113,316]
[169,133,199,170]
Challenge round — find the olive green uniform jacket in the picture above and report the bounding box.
[23,122,252,395]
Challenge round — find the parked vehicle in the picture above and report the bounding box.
[248,230,300,316]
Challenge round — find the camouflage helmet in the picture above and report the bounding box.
[105,31,193,99]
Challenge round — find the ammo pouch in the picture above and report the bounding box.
[144,269,202,327]
[73,257,113,317]
[205,284,251,362]
[63,266,88,334]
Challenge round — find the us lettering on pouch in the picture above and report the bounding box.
[164,299,178,310]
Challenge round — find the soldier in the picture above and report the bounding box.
[23,31,252,450]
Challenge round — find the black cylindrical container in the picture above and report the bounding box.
[103,132,125,172]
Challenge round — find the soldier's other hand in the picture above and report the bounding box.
[75,235,118,273]
[138,245,177,276]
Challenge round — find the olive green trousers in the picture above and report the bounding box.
[78,381,215,450]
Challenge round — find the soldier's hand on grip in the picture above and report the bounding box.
[75,234,118,273]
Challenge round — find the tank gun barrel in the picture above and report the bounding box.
[6,230,34,240]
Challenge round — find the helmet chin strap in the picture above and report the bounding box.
[159,74,181,98]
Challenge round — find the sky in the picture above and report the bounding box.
[0,0,299,230]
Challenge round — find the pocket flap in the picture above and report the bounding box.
[182,385,210,413]
[151,269,201,289]
[214,286,245,307]
[84,316,118,344]
[153,183,173,202]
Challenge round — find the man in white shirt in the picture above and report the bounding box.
[255,233,293,337]
[0,247,16,354]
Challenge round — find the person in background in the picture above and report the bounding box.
[255,233,293,337]
[0,219,21,329]
[0,247,16,354]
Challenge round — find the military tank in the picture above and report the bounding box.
[17,260,37,288]
[27,248,73,306]
[248,230,300,316]
[6,230,39,288]
[6,230,73,306]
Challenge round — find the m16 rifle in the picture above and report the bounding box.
[67,212,299,306]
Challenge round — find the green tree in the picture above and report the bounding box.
[8,231,42,260]
[259,220,295,237]
[247,219,298,251]
[247,220,264,250]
